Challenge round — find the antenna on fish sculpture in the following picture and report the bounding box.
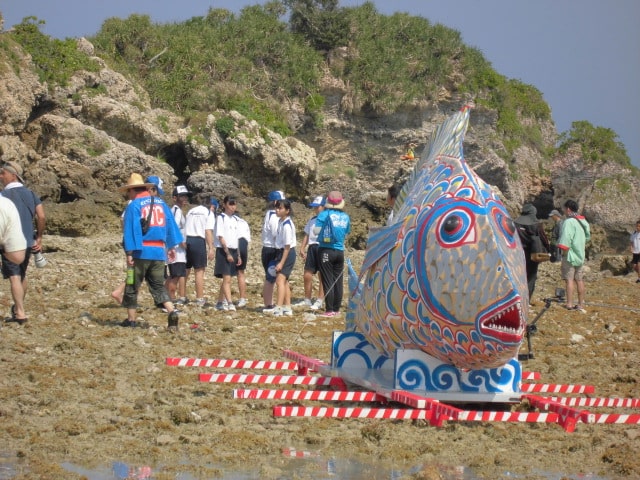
[340,104,529,402]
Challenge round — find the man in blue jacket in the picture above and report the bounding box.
[120,173,184,329]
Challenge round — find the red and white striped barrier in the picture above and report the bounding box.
[521,383,595,394]
[169,352,640,431]
[273,405,432,420]
[282,448,320,458]
[199,372,347,388]
[543,396,640,408]
[166,357,299,370]
[234,389,383,402]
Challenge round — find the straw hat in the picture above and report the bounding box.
[118,173,154,193]
[326,191,345,210]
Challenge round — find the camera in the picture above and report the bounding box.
[33,249,47,268]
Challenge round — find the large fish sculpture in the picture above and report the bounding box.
[349,105,528,370]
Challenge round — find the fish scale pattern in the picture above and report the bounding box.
[351,107,529,370]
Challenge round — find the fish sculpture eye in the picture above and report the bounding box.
[493,208,518,248]
[443,215,461,234]
[437,208,474,247]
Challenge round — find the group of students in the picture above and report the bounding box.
[259,190,351,318]
[115,172,352,328]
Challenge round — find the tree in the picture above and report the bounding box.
[283,0,349,51]
[558,120,631,167]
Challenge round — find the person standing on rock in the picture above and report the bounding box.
[558,199,590,312]
[184,197,216,307]
[514,203,550,304]
[548,209,564,263]
[0,196,27,267]
[0,161,46,325]
[293,195,325,310]
[261,190,285,310]
[120,173,183,329]
[165,185,191,304]
[234,210,251,308]
[314,191,351,318]
[213,196,241,311]
[268,198,296,316]
[629,220,640,283]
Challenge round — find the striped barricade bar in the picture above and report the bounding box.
[544,396,640,408]
[521,371,541,381]
[234,389,383,402]
[457,410,560,424]
[282,448,320,458]
[282,349,329,375]
[587,413,640,425]
[273,405,432,420]
[523,395,590,432]
[199,372,347,387]
[166,357,299,370]
[520,383,595,394]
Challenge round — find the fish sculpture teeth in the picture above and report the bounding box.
[348,105,528,370]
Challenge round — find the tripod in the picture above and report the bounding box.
[518,288,565,361]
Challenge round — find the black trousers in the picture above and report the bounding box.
[318,247,344,312]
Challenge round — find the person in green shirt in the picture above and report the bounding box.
[557,199,590,312]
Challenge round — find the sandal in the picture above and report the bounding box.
[564,305,578,310]
[5,317,27,325]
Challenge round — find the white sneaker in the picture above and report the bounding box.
[310,299,323,310]
[227,303,236,312]
[272,306,283,316]
[195,298,207,307]
[283,307,293,316]
[262,305,277,313]
[293,298,312,308]
[215,301,228,311]
[237,298,248,308]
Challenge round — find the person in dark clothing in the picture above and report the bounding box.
[514,203,550,304]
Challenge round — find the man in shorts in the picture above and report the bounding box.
[0,196,26,266]
[166,185,191,304]
[0,160,46,324]
[557,199,590,312]
[184,197,216,306]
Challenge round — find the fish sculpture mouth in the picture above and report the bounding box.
[479,300,526,344]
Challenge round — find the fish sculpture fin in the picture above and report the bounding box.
[360,222,404,274]
[389,106,471,225]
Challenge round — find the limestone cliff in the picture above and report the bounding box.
[0,34,636,252]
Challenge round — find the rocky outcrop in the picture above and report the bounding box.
[0,35,636,256]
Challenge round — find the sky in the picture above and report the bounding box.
[2,0,639,167]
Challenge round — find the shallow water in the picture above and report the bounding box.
[0,449,610,480]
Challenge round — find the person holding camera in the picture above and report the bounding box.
[0,161,45,325]
[514,203,550,304]
[557,199,590,312]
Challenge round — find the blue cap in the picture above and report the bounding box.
[308,196,325,207]
[210,198,219,207]
[267,190,285,201]
[145,175,165,196]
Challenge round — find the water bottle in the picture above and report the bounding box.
[33,251,47,268]
[126,266,135,285]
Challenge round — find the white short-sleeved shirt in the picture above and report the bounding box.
[261,209,279,247]
[236,216,251,242]
[0,197,26,253]
[276,216,296,249]
[631,230,640,254]
[303,215,319,245]
[169,205,187,263]
[184,205,215,238]
[215,212,239,249]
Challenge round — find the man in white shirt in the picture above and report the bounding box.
[0,196,27,265]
